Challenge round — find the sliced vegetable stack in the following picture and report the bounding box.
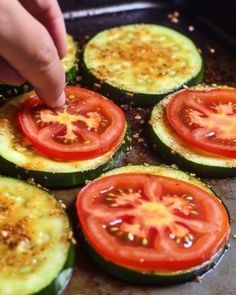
[0,34,78,104]
[149,86,236,177]
[0,176,75,295]
[0,86,128,188]
[82,24,203,106]
[76,165,230,284]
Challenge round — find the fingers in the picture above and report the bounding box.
[0,0,65,107]
[0,58,25,86]
[19,0,67,58]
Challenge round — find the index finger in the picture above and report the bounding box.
[0,0,66,107]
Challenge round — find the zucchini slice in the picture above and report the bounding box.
[0,176,75,295]
[62,34,79,84]
[149,86,236,178]
[77,165,230,285]
[0,91,128,188]
[82,24,203,107]
[0,34,78,104]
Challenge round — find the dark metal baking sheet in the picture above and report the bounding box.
[55,1,236,294]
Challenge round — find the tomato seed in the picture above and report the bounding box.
[188,234,194,240]
[110,227,119,232]
[141,238,149,246]
[169,233,176,239]
[107,193,115,197]
[176,238,181,244]
[184,240,193,248]
[127,233,135,241]
[184,236,190,243]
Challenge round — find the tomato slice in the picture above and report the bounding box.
[17,86,126,160]
[166,88,236,157]
[77,172,229,272]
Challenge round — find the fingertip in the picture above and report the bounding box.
[52,90,66,108]
[35,88,66,108]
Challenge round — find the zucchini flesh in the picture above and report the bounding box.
[149,88,236,178]
[82,24,203,106]
[0,177,73,295]
[61,35,78,75]
[0,34,78,103]
[0,91,128,188]
[36,245,75,295]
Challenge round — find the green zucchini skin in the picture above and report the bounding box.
[0,130,129,188]
[0,83,32,106]
[148,124,236,178]
[78,165,230,285]
[81,56,204,107]
[0,86,129,188]
[86,241,226,285]
[148,86,236,178]
[0,176,75,294]
[65,65,78,85]
[36,245,75,295]
[81,24,204,107]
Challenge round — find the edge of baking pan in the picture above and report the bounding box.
[63,1,163,20]
[62,0,236,51]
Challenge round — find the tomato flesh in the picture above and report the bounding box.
[166,88,236,157]
[77,172,229,272]
[17,86,126,160]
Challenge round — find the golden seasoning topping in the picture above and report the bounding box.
[168,11,180,24]
[84,24,202,95]
[61,34,77,72]
[0,180,70,273]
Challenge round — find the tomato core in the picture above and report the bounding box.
[17,86,126,160]
[77,171,229,272]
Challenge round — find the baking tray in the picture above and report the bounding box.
[55,1,236,294]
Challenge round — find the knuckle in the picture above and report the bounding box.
[33,44,57,71]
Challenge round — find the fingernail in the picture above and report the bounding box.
[52,91,66,108]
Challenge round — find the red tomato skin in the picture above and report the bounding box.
[76,171,230,272]
[17,87,126,161]
[166,88,236,157]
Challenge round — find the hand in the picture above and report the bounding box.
[0,0,66,107]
